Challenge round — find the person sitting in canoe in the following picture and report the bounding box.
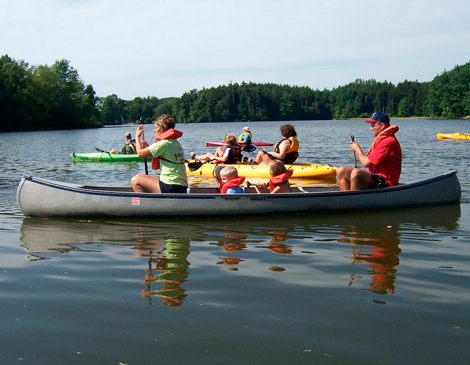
[131,114,188,193]
[251,124,299,165]
[219,166,245,194]
[191,133,242,164]
[238,126,256,152]
[337,111,402,191]
[267,160,293,193]
[250,160,293,193]
[122,132,137,154]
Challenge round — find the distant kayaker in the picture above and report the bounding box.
[238,126,252,144]
[122,132,136,154]
[337,111,402,191]
[251,124,299,165]
[131,114,187,193]
[238,126,256,152]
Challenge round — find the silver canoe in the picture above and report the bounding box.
[16,171,461,218]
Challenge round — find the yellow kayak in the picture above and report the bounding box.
[186,162,337,179]
[437,133,470,140]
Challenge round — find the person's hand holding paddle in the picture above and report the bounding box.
[136,121,149,174]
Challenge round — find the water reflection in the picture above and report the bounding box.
[344,225,401,295]
[134,237,190,307]
[18,203,461,306]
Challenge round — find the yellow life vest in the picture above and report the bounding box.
[238,131,252,142]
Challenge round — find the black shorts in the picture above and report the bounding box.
[368,174,389,189]
[159,181,187,194]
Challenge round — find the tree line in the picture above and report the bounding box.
[1,53,469,132]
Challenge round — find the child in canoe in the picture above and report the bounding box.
[251,160,293,193]
[220,166,245,194]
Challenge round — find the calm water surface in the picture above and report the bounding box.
[1,119,470,364]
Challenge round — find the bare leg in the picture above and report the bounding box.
[131,174,161,193]
[350,169,371,190]
[337,166,371,191]
[255,151,272,166]
[192,147,224,162]
[337,166,353,190]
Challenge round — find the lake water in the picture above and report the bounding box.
[1,119,470,364]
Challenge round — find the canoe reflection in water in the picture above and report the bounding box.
[18,203,461,307]
[134,237,190,307]
[342,226,401,295]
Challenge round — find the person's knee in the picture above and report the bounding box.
[350,168,364,180]
[337,166,347,178]
[131,174,143,187]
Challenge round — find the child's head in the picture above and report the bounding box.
[269,160,287,177]
[223,133,237,146]
[220,166,239,183]
[213,164,226,184]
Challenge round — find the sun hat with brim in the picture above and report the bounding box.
[365,111,390,124]
[243,126,250,131]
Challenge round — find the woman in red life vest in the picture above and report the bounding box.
[131,114,187,193]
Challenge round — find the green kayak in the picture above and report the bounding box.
[71,152,145,162]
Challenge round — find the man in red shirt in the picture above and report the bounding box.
[337,111,402,191]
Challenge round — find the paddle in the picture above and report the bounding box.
[257,147,274,159]
[187,159,214,172]
[140,117,149,175]
[351,135,357,168]
[95,147,111,154]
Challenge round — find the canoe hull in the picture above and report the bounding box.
[71,152,145,162]
[187,163,337,179]
[437,133,470,140]
[16,172,461,218]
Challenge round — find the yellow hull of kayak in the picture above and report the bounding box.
[186,162,337,179]
[437,133,470,140]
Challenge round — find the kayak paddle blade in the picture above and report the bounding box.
[188,161,203,171]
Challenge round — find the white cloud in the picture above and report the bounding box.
[1,0,469,99]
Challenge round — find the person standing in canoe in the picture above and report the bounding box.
[122,132,137,154]
[131,114,187,193]
[337,111,402,191]
[252,124,299,165]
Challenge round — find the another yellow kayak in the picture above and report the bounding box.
[186,162,337,179]
[437,133,470,140]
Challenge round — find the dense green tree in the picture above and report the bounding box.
[0,55,102,131]
[2,54,470,133]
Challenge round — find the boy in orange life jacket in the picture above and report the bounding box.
[219,166,245,194]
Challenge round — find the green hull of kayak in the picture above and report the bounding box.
[71,152,145,162]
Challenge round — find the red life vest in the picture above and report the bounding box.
[150,129,184,170]
[268,169,293,192]
[222,144,242,164]
[221,176,246,194]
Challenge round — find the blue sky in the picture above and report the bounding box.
[2,0,469,100]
